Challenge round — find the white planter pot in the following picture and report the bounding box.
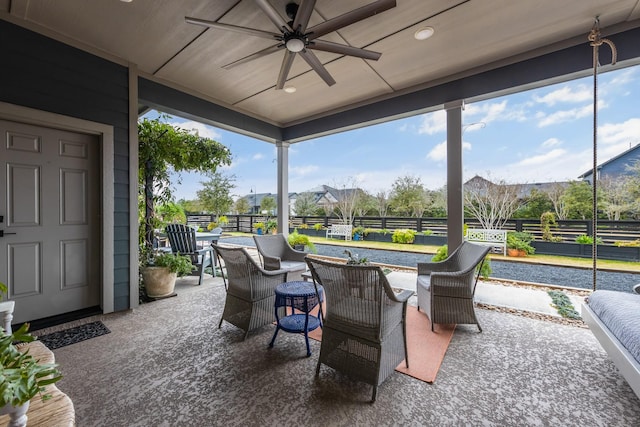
[142,267,177,298]
[0,400,30,427]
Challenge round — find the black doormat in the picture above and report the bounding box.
[35,321,111,350]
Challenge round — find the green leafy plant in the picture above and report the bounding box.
[547,290,581,319]
[575,234,603,245]
[288,229,317,253]
[151,253,194,276]
[540,211,558,242]
[253,222,265,231]
[206,222,218,231]
[352,226,366,238]
[507,232,535,255]
[298,223,309,229]
[0,281,6,300]
[0,323,63,407]
[391,229,416,244]
[266,219,278,232]
[313,223,323,231]
[216,215,228,225]
[431,245,492,279]
[422,229,433,236]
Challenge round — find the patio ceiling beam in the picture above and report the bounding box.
[137,77,283,143]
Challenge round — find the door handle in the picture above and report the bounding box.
[0,230,17,238]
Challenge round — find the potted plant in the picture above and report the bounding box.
[288,229,317,253]
[506,232,535,257]
[253,222,265,235]
[352,226,366,241]
[141,252,194,298]
[266,219,278,234]
[0,322,63,424]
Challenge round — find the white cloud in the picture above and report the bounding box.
[541,138,561,148]
[599,118,640,145]
[605,68,635,88]
[465,100,527,124]
[533,84,592,106]
[427,140,471,161]
[252,153,264,160]
[170,120,222,140]
[515,148,567,166]
[536,100,606,127]
[418,110,446,135]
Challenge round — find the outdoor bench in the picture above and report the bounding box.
[583,285,640,399]
[326,224,352,241]
[464,228,507,255]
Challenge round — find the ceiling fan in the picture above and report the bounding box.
[185,0,396,89]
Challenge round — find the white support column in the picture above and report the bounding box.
[276,141,290,236]
[445,100,464,250]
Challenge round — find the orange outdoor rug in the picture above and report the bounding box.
[306,305,455,383]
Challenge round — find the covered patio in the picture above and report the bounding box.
[48,274,640,425]
[2,1,640,424]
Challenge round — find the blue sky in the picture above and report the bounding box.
[151,64,640,201]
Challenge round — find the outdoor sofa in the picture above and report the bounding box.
[582,285,640,399]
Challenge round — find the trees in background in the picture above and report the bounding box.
[293,192,318,216]
[260,195,276,215]
[196,171,236,220]
[233,197,250,214]
[374,190,390,217]
[464,176,524,229]
[560,181,598,220]
[388,175,428,217]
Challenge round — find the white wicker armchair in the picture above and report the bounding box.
[213,244,288,340]
[305,257,413,402]
[253,233,307,281]
[416,241,491,332]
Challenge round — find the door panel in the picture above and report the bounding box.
[0,119,100,323]
[8,242,41,297]
[7,164,40,227]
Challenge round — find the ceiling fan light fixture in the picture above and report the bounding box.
[414,27,435,40]
[285,38,305,52]
[283,86,297,93]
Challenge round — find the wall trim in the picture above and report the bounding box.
[129,64,139,309]
[0,101,115,314]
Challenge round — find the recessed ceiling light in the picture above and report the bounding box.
[120,0,133,2]
[414,27,434,40]
[283,86,297,93]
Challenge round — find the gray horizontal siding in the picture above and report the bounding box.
[0,19,131,312]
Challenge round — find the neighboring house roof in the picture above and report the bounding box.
[579,143,640,179]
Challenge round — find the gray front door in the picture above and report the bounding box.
[0,120,100,324]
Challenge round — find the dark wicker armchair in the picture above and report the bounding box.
[253,233,307,281]
[306,257,414,402]
[416,241,491,332]
[213,244,288,340]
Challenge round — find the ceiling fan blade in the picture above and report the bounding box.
[222,45,283,69]
[298,49,336,86]
[292,0,316,33]
[185,17,280,40]
[306,0,396,40]
[254,0,290,32]
[310,40,381,60]
[276,51,296,89]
